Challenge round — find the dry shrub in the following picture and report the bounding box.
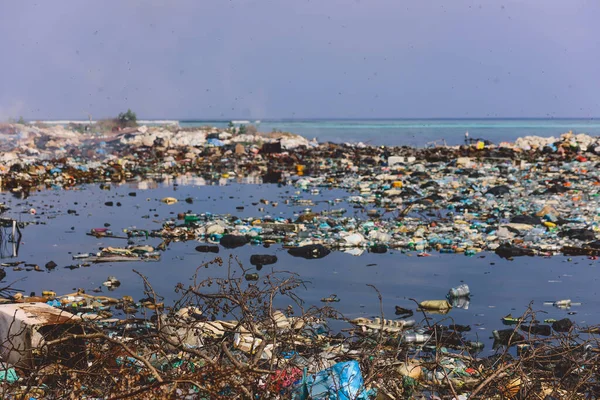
[1,258,599,399]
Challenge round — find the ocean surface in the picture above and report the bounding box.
[179,118,600,147]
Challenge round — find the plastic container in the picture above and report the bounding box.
[448,284,470,298]
[184,214,200,223]
[468,341,485,351]
[72,253,91,259]
[402,332,431,344]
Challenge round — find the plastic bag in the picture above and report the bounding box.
[292,360,374,400]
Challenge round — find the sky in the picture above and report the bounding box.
[0,0,599,120]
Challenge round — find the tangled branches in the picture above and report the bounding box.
[0,257,599,399]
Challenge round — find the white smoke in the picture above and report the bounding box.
[0,100,27,122]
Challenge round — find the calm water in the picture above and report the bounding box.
[2,180,598,353]
[180,119,600,146]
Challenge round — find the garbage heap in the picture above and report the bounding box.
[129,168,600,259]
[1,124,600,200]
[62,126,600,263]
[0,258,597,399]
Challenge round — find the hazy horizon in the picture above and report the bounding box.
[26,116,600,122]
[1,1,598,121]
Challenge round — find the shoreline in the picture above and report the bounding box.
[1,123,600,258]
[0,122,599,397]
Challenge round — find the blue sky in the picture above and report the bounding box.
[1,0,598,120]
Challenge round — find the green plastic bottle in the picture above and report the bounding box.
[184,214,199,223]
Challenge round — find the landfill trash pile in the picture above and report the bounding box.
[2,123,600,398]
[0,258,597,399]
[0,122,314,196]
[1,124,600,257]
[121,170,600,259]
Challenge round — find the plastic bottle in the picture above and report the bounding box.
[448,284,470,298]
[554,299,571,307]
[72,253,91,259]
[184,214,199,223]
[402,332,431,344]
[400,319,416,328]
[517,343,531,356]
[468,341,485,351]
[245,273,259,281]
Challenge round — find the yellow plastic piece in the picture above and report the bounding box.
[161,197,178,205]
[419,300,452,311]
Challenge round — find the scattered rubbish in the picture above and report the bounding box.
[520,324,552,336]
[220,235,249,249]
[402,332,432,344]
[288,244,331,259]
[292,360,373,400]
[45,261,57,270]
[502,314,523,325]
[450,324,471,332]
[543,299,582,310]
[102,276,121,288]
[394,306,414,317]
[250,254,278,267]
[448,284,470,298]
[0,302,84,368]
[449,296,470,309]
[350,317,415,332]
[0,365,17,383]
[419,300,452,312]
[485,185,511,196]
[195,244,219,253]
[552,318,574,333]
[245,273,259,281]
[495,244,535,259]
[369,244,387,254]
[72,253,92,260]
[562,246,600,256]
[492,329,525,346]
[1,123,600,397]
[321,294,340,303]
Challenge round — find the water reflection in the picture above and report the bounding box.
[124,174,263,189]
[449,297,470,310]
[0,218,21,258]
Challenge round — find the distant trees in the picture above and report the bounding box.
[229,123,257,136]
[117,109,137,128]
[6,116,25,124]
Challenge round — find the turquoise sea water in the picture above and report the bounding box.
[179,119,600,147]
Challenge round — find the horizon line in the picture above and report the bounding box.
[23,116,600,122]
